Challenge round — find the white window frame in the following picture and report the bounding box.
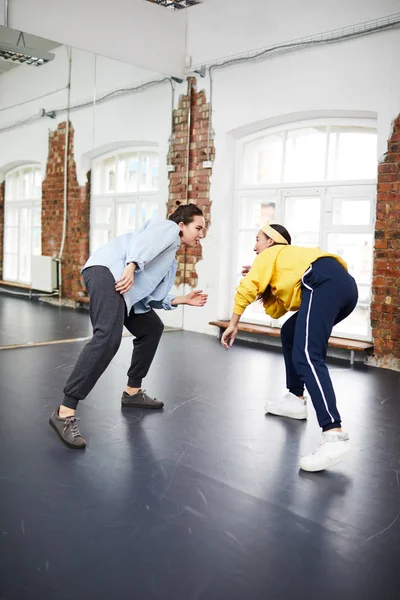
[3,164,42,284]
[90,147,161,252]
[233,118,377,342]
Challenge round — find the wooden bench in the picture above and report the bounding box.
[209,320,373,365]
[73,296,90,309]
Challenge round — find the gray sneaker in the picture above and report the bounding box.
[49,410,87,449]
[121,389,164,409]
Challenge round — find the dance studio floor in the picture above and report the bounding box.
[1,299,400,599]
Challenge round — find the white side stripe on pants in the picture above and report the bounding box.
[301,266,335,423]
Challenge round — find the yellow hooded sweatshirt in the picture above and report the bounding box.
[234,245,347,319]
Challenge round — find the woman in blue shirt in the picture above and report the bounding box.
[50,203,208,449]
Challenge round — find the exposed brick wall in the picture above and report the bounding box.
[167,78,214,287]
[0,180,4,280]
[42,122,90,298]
[370,115,400,369]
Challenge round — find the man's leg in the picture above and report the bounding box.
[121,309,165,408]
[49,267,125,448]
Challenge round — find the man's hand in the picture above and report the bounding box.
[241,265,252,276]
[185,290,208,307]
[115,263,136,294]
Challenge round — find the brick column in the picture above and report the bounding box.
[370,115,400,369]
[42,122,90,298]
[167,78,214,287]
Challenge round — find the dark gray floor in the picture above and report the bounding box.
[0,294,92,346]
[1,330,400,599]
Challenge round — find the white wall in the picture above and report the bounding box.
[181,26,400,335]
[5,0,186,76]
[187,0,400,66]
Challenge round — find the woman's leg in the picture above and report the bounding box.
[291,258,358,471]
[265,314,308,419]
[281,313,305,397]
[292,259,358,431]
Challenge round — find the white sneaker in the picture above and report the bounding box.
[299,431,353,472]
[265,392,307,420]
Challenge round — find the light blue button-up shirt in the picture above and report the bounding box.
[82,217,181,315]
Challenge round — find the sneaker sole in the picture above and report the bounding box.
[299,447,353,472]
[121,402,164,409]
[265,407,307,420]
[49,418,86,449]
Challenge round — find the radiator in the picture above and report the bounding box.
[31,256,58,293]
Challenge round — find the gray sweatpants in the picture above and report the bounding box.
[62,266,164,409]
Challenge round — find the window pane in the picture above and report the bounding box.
[150,155,159,190]
[151,203,159,219]
[332,198,371,226]
[242,198,276,229]
[93,164,102,196]
[284,127,326,183]
[5,207,18,226]
[92,229,111,252]
[333,302,370,338]
[284,196,320,246]
[5,172,18,201]
[4,227,18,253]
[33,169,42,198]
[94,205,112,225]
[139,155,152,191]
[116,204,136,236]
[21,169,33,199]
[327,233,373,285]
[243,134,284,185]
[105,158,116,193]
[116,156,127,193]
[3,253,18,280]
[126,155,139,193]
[32,227,41,255]
[238,231,258,272]
[33,206,41,227]
[19,207,32,282]
[327,129,377,180]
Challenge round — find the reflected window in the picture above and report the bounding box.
[90,149,160,252]
[3,165,42,284]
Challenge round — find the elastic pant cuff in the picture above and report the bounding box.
[323,422,342,432]
[128,378,142,388]
[62,395,79,410]
[289,387,305,397]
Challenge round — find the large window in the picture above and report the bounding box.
[235,121,377,341]
[3,165,42,284]
[91,149,160,252]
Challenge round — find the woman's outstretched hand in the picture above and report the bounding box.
[221,324,238,350]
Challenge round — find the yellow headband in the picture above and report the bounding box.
[261,223,289,245]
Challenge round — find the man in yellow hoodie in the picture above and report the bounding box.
[221,223,358,473]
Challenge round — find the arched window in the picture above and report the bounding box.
[90,149,160,252]
[235,119,377,341]
[3,165,42,284]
